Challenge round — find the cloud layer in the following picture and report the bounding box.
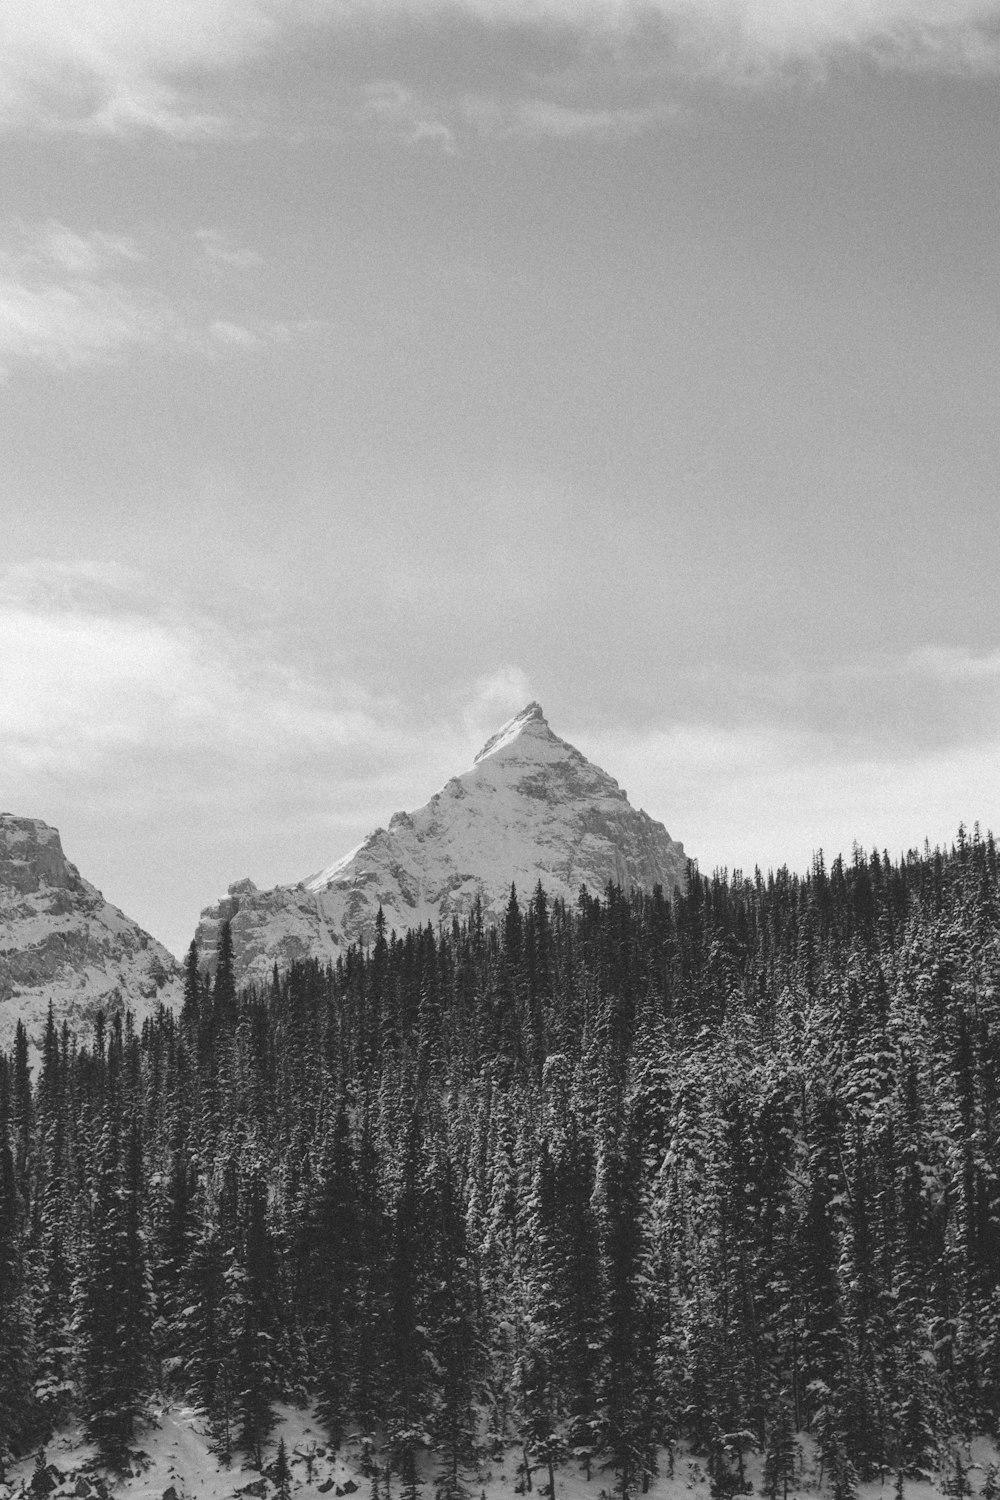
[2,0,999,134]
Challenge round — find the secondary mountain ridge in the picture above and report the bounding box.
[0,814,182,1047]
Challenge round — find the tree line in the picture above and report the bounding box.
[1,827,999,1499]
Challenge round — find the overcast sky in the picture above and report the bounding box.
[3,0,999,958]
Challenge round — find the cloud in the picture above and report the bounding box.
[0,275,185,373]
[364,81,458,152]
[358,81,668,152]
[458,94,680,140]
[34,224,143,276]
[688,0,1000,73]
[0,0,273,135]
[1,0,999,135]
[0,221,285,374]
[0,560,390,785]
[906,644,1000,680]
[580,713,1000,881]
[196,229,265,271]
[460,667,535,754]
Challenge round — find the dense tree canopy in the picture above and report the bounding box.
[1,829,999,1495]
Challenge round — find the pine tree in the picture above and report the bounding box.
[386,1113,431,1500]
[274,1436,291,1500]
[184,1185,236,1458]
[234,1172,279,1468]
[595,1098,646,1499]
[181,940,202,1039]
[761,1402,796,1500]
[427,1157,477,1500]
[0,1135,35,1458]
[76,1115,151,1467]
[311,1105,359,1447]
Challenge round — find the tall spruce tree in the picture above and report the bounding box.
[76,1115,150,1467]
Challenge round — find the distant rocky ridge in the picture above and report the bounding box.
[0,815,182,1047]
[196,703,689,986]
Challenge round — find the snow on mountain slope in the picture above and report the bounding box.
[0,815,182,1048]
[195,703,689,986]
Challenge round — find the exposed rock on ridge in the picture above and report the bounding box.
[195,703,688,987]
[0,815,182,1047]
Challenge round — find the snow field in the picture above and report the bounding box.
[3,1408,996,1500]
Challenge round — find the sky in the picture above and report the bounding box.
[2,0,999,959]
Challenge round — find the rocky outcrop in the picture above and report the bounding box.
[195,703,688,986]
[0,815,182,1047]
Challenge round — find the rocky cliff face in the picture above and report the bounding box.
[196,703,689,986]
[0,815,182,1047]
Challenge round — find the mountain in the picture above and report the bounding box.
[195,702,688,985]
[0,814,182,1048]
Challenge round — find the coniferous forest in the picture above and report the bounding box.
[2,829,1000,1498]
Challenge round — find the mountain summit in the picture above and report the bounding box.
[195,704,688,986]
[0,815,182,1047]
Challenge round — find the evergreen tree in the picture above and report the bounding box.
[311,1106,359,1447]
[274,1436,291,1500]
[0,1136,35,1457]
[761,1403,796,1500]
[386,1114,431,1500]
[76,1116,150,1467]
[233,1172,279,1468]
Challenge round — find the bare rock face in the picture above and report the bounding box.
[196,704,688,987]
[0,815,182,1047]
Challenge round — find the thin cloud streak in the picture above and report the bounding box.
[196,229,265,272]
[906,645,1000,680]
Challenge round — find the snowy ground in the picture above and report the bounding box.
[2,1406,997,1500]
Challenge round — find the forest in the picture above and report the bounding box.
[1,827,999,1500]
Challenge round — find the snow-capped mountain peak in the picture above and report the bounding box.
[473,700,549,764]
[195,704,689,986]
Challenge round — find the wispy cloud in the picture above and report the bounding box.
[2,0,999,136]
[460,667,535,754]
[364,82,458,152]
[358,83,667,151]
[196,229,265,271]
[906,644,1000,680]
[0,221,285,374]
[454,94,681,141]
